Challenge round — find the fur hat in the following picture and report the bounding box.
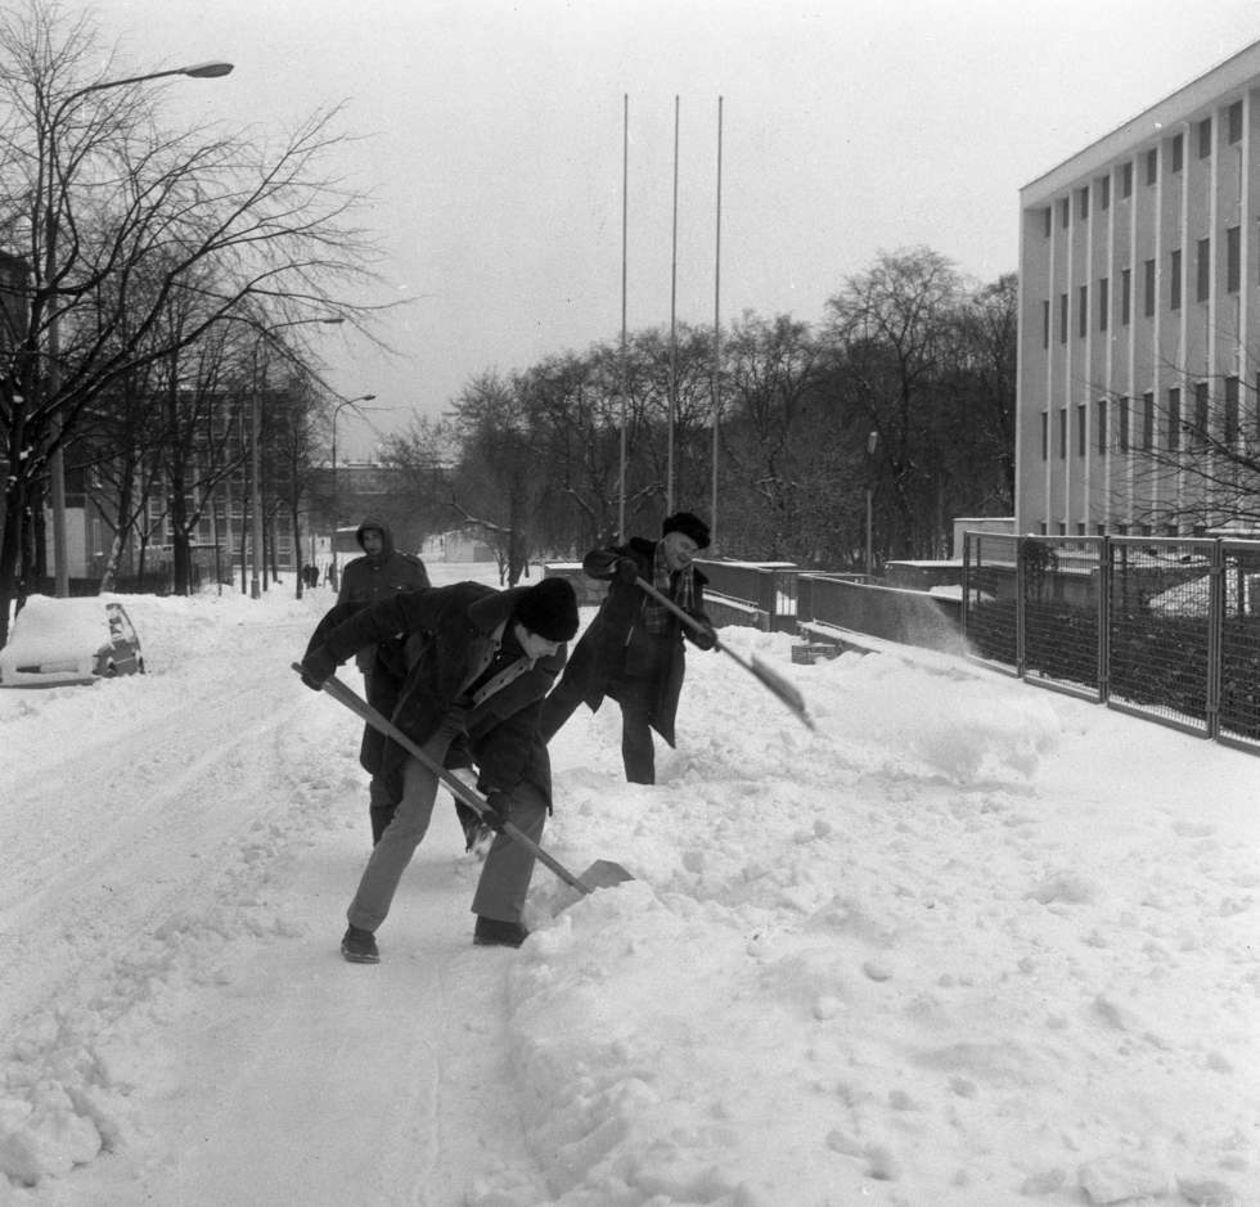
[661,511,711,550]
[514,577,580,642]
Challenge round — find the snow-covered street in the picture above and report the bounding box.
[0,563,1256,1206]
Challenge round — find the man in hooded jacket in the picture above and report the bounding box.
[327,518,430,841]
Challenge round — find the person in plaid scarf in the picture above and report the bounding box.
[539,512,716,784]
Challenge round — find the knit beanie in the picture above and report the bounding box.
[661,511,711,550]
[514,577,580,642]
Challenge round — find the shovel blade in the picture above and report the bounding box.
[550,858,635,915]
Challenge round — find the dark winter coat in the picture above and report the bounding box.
[557,537,712,746]
[306,581,567,807]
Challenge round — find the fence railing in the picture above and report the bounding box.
[962,532,1260,753]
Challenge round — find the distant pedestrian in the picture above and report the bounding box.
[539,511,716,784]
[309,518,430,842]
[299,576,581,962]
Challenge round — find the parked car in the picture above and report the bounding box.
[0,595,145,687]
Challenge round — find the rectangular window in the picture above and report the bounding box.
[1198,117,1213,158]
[1121,268,1132,324]
[1098,175,1111,210]
[1099,277,1109,331]
[1078,187,1089,220]
[1077,403,1087,456]
[1146,147,1158,184]
[1228,100,1243,144]
[1224,376,1240,445]
[1144,259,1156,316]
[1121,161,1133,198]
[1060,197,1070,228]
[1040,411,1049,460]
[1196,237,1210,302]
[1227,225,1241,293]
[1042,299,1050,348]
[1193,381,1209,448]
[1098,398,1109,455]
[1118,396,1130,452]
[1167,387,1181,451]
[1170,248,1182,311]
[1058,408,1067,459]
[1059,293,1068,343]
[1078,284,1088,337]
[1142,392,1155,450]
[1043,207,1052,238]
[1172,132,1184,172]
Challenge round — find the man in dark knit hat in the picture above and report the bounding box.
[300,576,580,961]
[540,512,716,785]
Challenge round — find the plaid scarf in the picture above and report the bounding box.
[641,542,696,636]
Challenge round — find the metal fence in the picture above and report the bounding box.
[962,532,1260,753]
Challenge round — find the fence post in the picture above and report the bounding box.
[961,531,972,639]
[1206,540,1224,740]
[1097,536,1111,704]
[1014,537,1027,678]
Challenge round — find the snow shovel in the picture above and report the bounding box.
[635,577,815,731]
[294,664,633,898]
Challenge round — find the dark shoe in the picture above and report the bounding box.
[341,925,380,964]
[473,916,528,948]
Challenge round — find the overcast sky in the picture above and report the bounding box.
[86,0,1260,458]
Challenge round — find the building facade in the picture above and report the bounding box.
[1017,41,1260,537]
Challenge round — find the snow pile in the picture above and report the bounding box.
[0,571,1256,1206]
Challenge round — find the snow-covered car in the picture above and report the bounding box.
[0,595,145,687]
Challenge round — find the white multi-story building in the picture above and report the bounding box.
[1017,41,1260,537]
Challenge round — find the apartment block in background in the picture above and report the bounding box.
[1017,41,1260,537]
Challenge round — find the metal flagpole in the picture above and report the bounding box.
[667,94,679,515]
[710,96,723,546]
[619,93,629,542]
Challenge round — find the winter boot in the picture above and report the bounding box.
[473,916,529,948]
[341,924,380,964]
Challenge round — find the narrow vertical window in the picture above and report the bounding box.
[1041,411,1049,460]
[1098,398,1109,455]
[1167,387,1181,451]
[1142,392,1155,450]
[1170,249,1182,311]
[1228,100,1243,144]
[1143,259,1156,317]
[1042,299,1050,348]
[1078,187,1089,220]
[1118,396,1130,452]
[1121,161,1133,198]
[1196,237,1210,302]
[1226,225,1241,293]
[1198,117,1212,158]
[1121,268,1131,325]
[1192,381,1209,448]
[1059,293,1068,343]
[1077,404,1087,456]
[1224,376,1240,445]
[1060,197,1070,228]
[1078,284,1088,337]
[1058,408,1067,459]
[1098,175,1111,210]
[1146,147,1158,184]
[1171,132,1184,172]
[1099,277,1109,331]
[1043,207,1052,238]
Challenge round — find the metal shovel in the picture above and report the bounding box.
[295,664,634,898]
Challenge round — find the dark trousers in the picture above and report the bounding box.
[616,676,656,784]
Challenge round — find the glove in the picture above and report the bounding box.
[300,646,338,691]
[614,557,639,585]
[690,623,718,652]
[481,790,513,831]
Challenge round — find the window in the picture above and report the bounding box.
[1121,161,1133,198]
[1098,398,1109,455]
[1099,277,1109,331]
[1098,175,1111,210]
[1059,293,1068,343]
[1143,259,1156,317]
[1146,147,1158,184]
[1171,132,1184,172]
[1043,207,1052,238]
[1228,100,1243,145]
[1078,284,1088,337]
[1167,387,1181,451]
[1227,225,1241,293]
[1041,411,1049,460]
[1170,248,1182,311]
[1118,395,1130,452]
[1198,117,1212,158]
[1042,299,1050,348]
[1077,404,1087,456]
[1121,268,1132,325]
[1060,197,1070,228]
[1224,376,1240,445]
[1078,187,1089,220]
[1142,392,1155,450]
[1193,381,1209,448]
[1058,408,1068,459]
[1196,238,1210,302]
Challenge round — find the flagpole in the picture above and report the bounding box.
[619,92,629,542]
[667,94,679,515]
[710,95,723,545]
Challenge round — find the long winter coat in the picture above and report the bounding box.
[557,537,712,746]
[306,581,566,807]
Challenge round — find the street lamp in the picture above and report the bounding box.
[46,60,234,596]
[329,393,378,589]
[865,430,879,580]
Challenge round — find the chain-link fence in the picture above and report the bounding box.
[962,533,1260,753]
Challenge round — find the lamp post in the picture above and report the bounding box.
[865,430,879,580]
[45,60,233,596]
[329,393,377,589]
